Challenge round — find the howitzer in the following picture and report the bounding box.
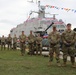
[34,22,54,37]
[45,22,54,32]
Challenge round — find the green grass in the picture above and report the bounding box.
[0,49,76,75]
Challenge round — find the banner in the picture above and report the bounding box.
[45,5,76,13]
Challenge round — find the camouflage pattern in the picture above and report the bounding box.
[7,34,12,50]
[73,29,76,48]
[13,35,17,50]
[62,30,76,64]
[28,34,35,55]
[19,34,26,56]
[36,36,42,55]
[1,35,6,50]
[48,31,60,63]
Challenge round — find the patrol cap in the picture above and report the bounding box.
[67,23,71,26]
[30,30,33,32]
[22,31,24,32]
[52,25,56,28]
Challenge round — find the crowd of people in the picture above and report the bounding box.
[0,23,76,68]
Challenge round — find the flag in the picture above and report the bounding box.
[43,34,48,38]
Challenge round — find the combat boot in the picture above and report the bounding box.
[62,62,66,67]
[72,63,76,68]
[48,62,51,66]
[57,63,61,67]
[21,53,24,56]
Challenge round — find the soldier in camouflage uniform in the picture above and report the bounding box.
[19,31,26,56]
[7,34,12,50]
[13,34,17,50]
[62,23,76,68]
[28,30,35,55]
[48,25,61,66]
[36,33,42,55]
[73,28,76,48]
[1,35,6,50]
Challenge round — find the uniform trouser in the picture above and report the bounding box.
[49,47,60,63]
[8,42,12,50]
[1,42,5,50]
[63,46,75,64]
[36,44,42,55]
[13,42,17,50]
[20,42,25,55]
[29,43,34,55]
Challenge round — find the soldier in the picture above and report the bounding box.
[36,33,42,55]
[28,30,35,55]
[62,23,76,68]
[7,34,12,50]
[1,35,6,50]
[48,25,61,66]
[13,34,17,50]
[19,31,26,56]
[73,28,76,48]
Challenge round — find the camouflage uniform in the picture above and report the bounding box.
[7,35,12,50]
[62,30,76,66]
[48,31,60,64]
[13,35,17,50]
[36,36,42,55]
[1,35,6,50]
[75,32,76,49]
[19,34,26,56]
[28,34,35,55]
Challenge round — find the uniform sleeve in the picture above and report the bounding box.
[56,32,60,43]
[61,31,66,44]
[71,31,76,44]
[41,37,42,41]
[36,37,38,42]
[40,37,43,44]
[19,35,21,42]
[25,35,27,41]
[48,33,51,42]
[75,32,76,42]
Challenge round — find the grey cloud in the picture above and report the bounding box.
[0,19,16,25]
[0,0,76,36]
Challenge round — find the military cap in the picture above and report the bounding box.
[22,31,24,32]
[67,23,71,26]
[52,25,56,28]
[30,30,33,32]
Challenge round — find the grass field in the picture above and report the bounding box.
[0,49,76,75]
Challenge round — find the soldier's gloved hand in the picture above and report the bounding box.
[66,43,70,46]
[51,42,56,45]
[64,41,69,46]
[69,42,74,46]
[64,41,68,45]
[50,41,54,44]
[70,40,75,45]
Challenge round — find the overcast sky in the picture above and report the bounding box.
[0,0,76,36]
